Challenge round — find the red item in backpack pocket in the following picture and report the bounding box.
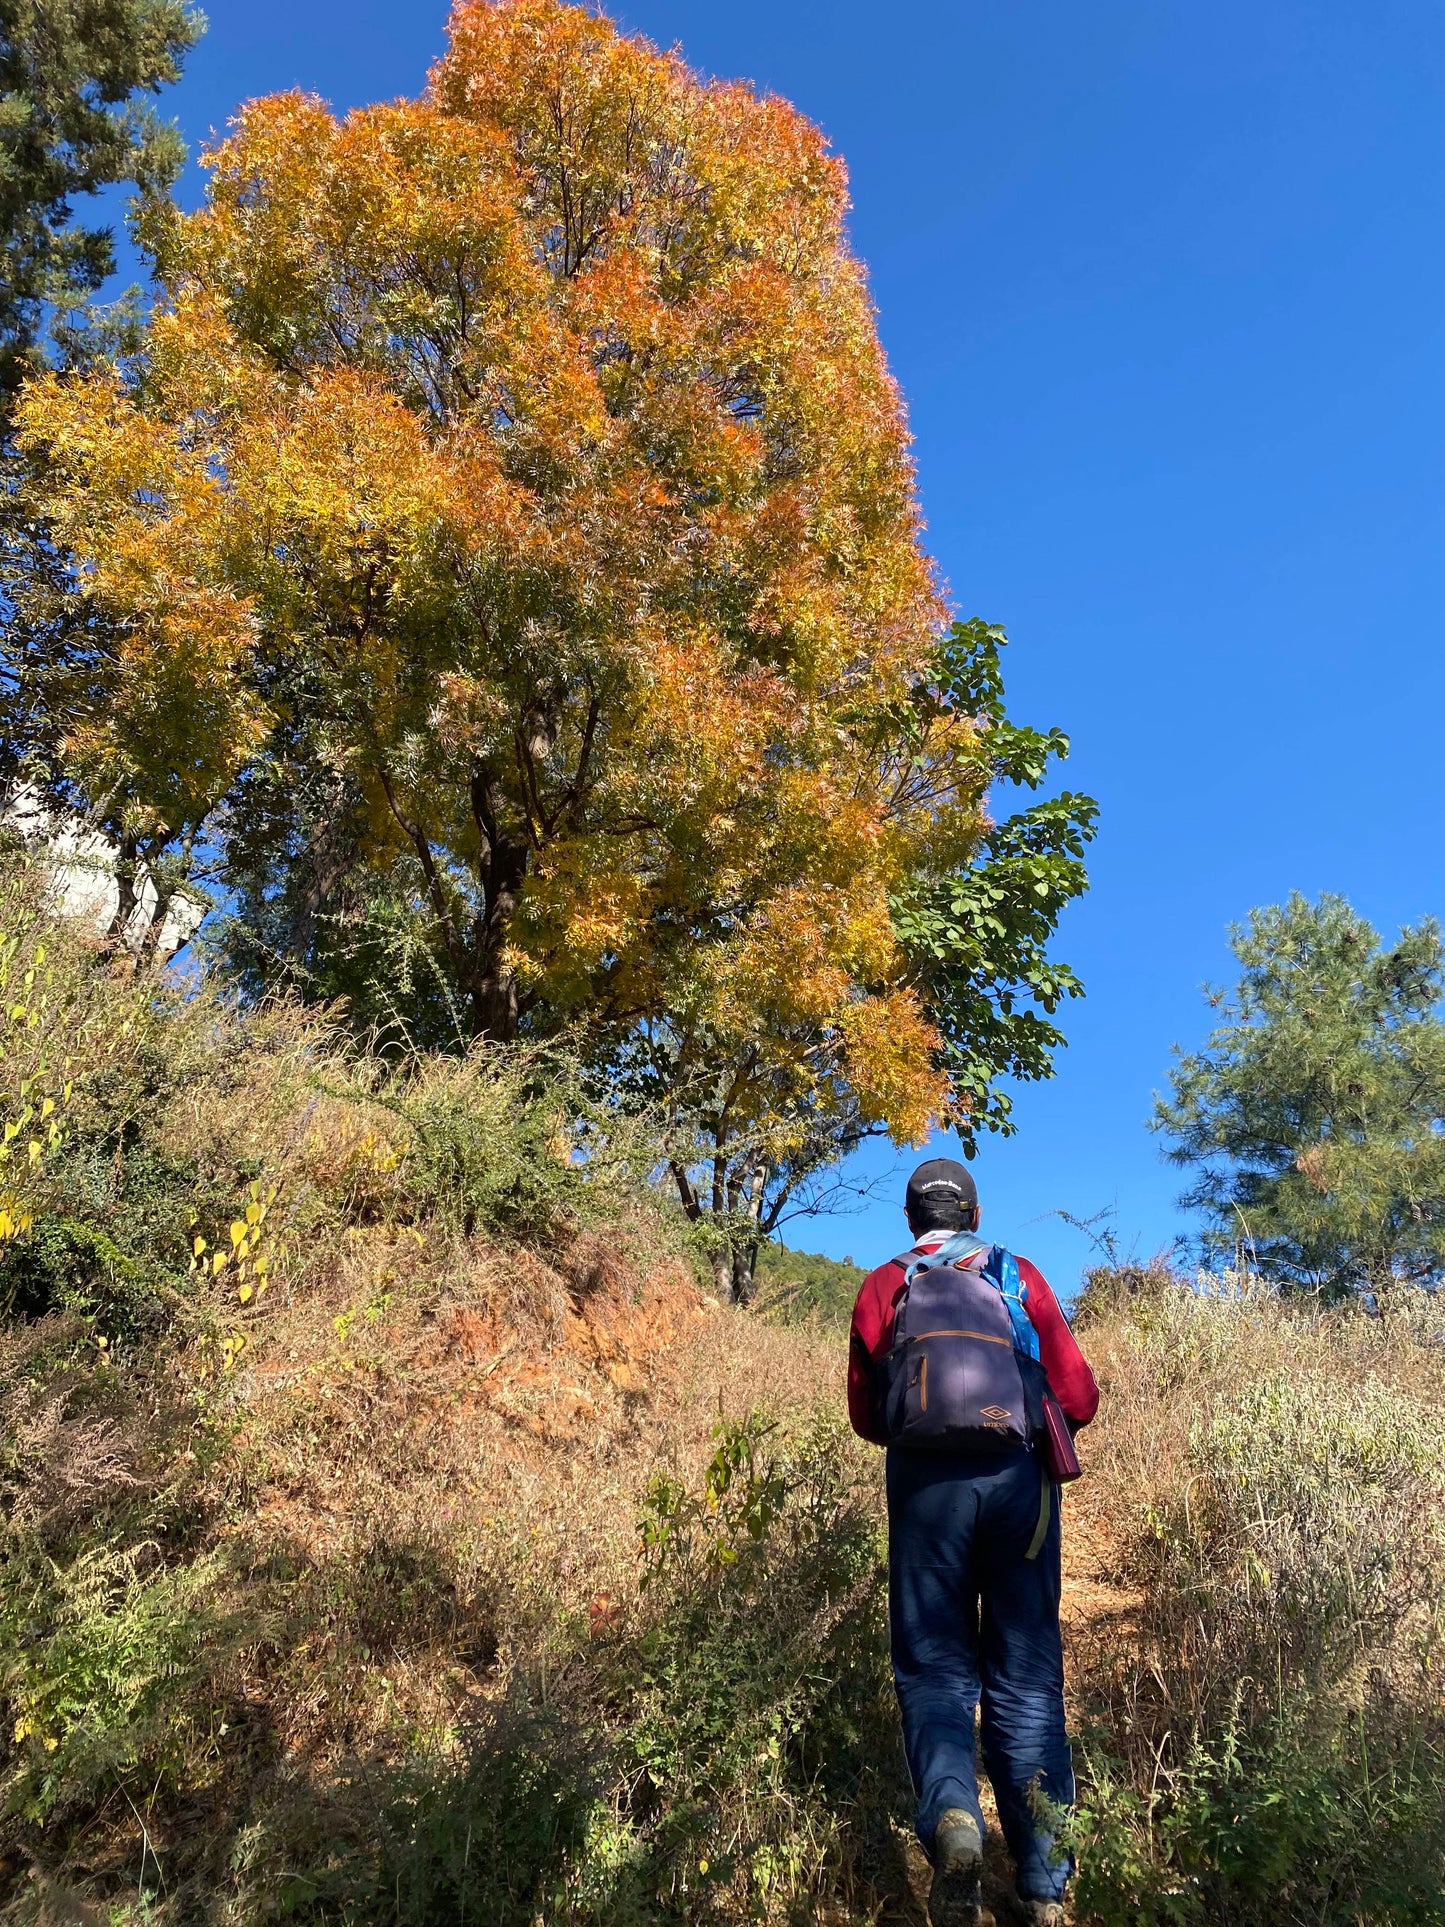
[1041,1393,1082,1483]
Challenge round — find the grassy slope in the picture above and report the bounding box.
[2,885,1443,1925]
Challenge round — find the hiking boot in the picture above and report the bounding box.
[928,1808,984,1927]
[1016,1902,1065,1927]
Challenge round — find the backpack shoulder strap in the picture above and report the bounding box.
[984,1244,1040,1361]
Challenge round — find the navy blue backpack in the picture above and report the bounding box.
[875,1233,1050,1453]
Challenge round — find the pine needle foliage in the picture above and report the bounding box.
[0,0,203,409]
[1155,893,1445,1293]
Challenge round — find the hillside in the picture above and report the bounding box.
[752,1242,867,1327]
[1,888,1443,1925]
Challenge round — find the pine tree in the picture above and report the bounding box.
[1155,893,1445,1293]
[0,0,203,410]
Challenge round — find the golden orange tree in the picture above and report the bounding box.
[14,1,1094,1275]
[628,618,1095,1297]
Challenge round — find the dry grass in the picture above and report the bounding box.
[3,876,1443,1924]
[8,1192,1443,1924]
[0,897,861,1919]
[1063,1271,1445,1925]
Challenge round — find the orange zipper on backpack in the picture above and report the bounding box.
[910,1329,1011,1347]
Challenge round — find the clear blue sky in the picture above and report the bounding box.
[143,0,1445,1288]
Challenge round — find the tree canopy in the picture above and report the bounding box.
[1154,892,1445,1294]
[18,0,949,1032]
[650,617,1093,1296]
[8,0,1095,1290]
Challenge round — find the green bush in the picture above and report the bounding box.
[0,1307,250,1843]
[1073,1715,1445,1927]
[370,1043,648,1240]
[1,1542,240,1823]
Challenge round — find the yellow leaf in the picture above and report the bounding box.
[238,1282,253,1303]
[212,1251,228,1275]
[230,1220,247,1246]
[193,1235,207,1256]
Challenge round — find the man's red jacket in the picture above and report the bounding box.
[847,1236,1100,1447]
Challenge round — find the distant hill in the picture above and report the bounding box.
[752,1240,867,1326]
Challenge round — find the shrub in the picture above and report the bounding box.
[0,870,656,1335]
[0,1309,252,1842]
[1,1542,240,1823]
[1069,1275,1445,1925]
[367,1043,650,1239]
[1071,1258,1179,1328]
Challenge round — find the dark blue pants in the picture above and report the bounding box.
[886,1445,1074,1903]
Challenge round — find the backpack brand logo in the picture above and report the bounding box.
[980,1405,1013,1425]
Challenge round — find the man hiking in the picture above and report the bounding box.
[848,1158,1099,1927]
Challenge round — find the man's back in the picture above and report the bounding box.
[847,1235,1099,1446]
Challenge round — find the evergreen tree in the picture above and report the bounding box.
[1155,893,1445,1293]
[0,0,203,410]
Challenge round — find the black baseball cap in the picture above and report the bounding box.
[905,1156,978,1218]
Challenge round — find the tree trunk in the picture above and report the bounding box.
[468,839,528,1039]
[731,1242,758,1305]
[138,884,175,970]
[106,834,141,955]
[669,1161,701,1220]
[467,769,530,1040]
[712,1248,732,1300]
[287,773,353,965]
[733,1157,770,1304]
